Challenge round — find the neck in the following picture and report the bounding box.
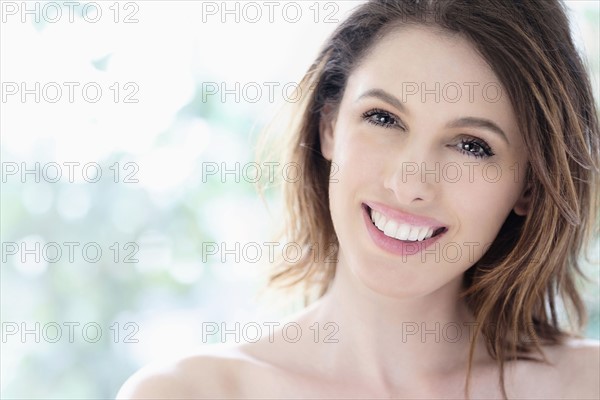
[298,249,489,391]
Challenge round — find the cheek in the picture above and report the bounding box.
[447,166,524,238]
[330,126,386,183]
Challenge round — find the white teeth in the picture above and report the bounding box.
[369,208,439,242]
[371,210,379,223]
[419,227,434,241]
[374,211,386,230]
[396,223,410,240]
[383,220,398,237]
[407,227,420,241]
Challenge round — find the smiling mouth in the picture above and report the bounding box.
[364,204,447,242]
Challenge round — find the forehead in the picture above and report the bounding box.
[358,25,496,86]
[346,25,518,135]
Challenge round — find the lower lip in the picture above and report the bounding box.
[362,204,446,257]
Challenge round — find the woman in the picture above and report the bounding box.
[118,0,599,398]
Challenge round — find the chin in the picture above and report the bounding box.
[344,254,433,299]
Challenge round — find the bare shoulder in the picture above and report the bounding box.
[116,344,258,399]
[543,337,600,399]
[503,337,599,399]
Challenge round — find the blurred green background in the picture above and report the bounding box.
[1,1,598,398]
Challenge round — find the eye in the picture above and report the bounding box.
[456,137,495,159]
[362,108,404,130]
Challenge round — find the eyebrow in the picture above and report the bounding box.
[357,88,407,114]
[356,88,510,145]
[447,117,509,145]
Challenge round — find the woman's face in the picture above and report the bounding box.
[320,26,531,298]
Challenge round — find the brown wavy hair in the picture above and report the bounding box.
[258,0,599,397]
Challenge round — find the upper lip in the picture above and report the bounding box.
[364,201,447,229]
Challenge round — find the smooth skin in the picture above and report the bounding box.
[117,26,600,399]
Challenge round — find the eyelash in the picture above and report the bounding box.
[361,108,496,159]
[457,137,495,159]
[362,108,404,130]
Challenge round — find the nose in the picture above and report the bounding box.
[383,145,438,205]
